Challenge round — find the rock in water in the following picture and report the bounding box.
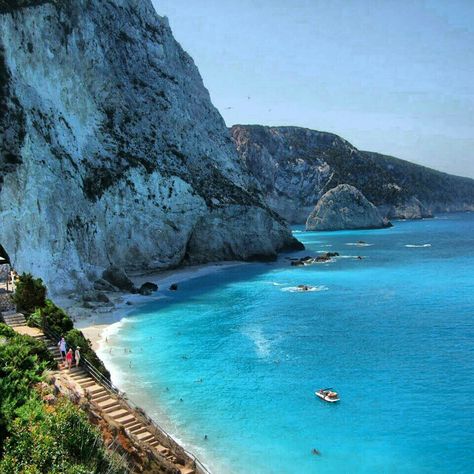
[0,0,301,294]
[306,184,391,231]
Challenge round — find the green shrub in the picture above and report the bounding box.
[0,322,16,339]
[12,273,47,315]
[0,397,126,473]
[0,328,54,450]
[29,299,73,336]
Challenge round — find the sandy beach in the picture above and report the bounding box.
[58,261,245,352]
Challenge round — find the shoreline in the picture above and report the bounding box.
[61,261,245,352]
[55,261,247,474]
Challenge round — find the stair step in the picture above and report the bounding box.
[136,430,153,440]
[68,367,84,373]
[72,377,92,384]
[87,385,105,394]
[124,420,141,430]
[97,399,118,409]
[70,372,88,379]
[79,380,96,388]
[140,433,155,443]
[90,389,109,398]
[93,394,111,403]
[155,445,170,455]
[115,414,135,425]
[106,408,128,418]
[179,467,195,474]
[130,426,147,435]
[73,375,93,382]
[103,402,123,413]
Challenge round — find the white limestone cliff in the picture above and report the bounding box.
[0,0,301,294]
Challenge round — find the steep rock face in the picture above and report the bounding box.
[231,125,474,223]
[378,196,431,220]
[306,184,389,231]
[0,0,301,294]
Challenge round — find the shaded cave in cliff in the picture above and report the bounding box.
[0,244,10,264]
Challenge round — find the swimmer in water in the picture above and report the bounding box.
[312,448,320,455]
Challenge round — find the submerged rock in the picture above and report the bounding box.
[306,184,391,231]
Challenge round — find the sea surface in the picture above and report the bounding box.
[100,213,474,473]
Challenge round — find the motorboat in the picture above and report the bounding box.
[315,388,340,403]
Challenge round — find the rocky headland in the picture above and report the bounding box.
[0,0,301,295]
[230,125,474,224]
[306,184,391,231]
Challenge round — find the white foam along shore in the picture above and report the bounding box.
[61,261,245,352]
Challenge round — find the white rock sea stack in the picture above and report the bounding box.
[0,0,302,294]
[306,184,391,231]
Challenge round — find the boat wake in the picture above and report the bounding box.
[281,285,329,293]
[405,243,431,248]
[345,242,373,247]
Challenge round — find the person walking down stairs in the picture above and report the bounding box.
[66,348,74,370]
[75,346,81,367]
[58,336,67,361]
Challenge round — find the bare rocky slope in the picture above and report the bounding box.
[306,184,390,231]
[231,125,474,224]
[0,0,301,294]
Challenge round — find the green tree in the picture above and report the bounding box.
[12,273,47,315]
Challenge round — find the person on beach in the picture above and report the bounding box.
[75,346,81,367]
[66,348,73,369]
[58,336,67,360]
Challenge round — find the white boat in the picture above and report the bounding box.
[315,388,340,403]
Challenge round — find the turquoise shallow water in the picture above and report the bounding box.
[102,213,474,473]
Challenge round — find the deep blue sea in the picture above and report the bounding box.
[100,213,474,473]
